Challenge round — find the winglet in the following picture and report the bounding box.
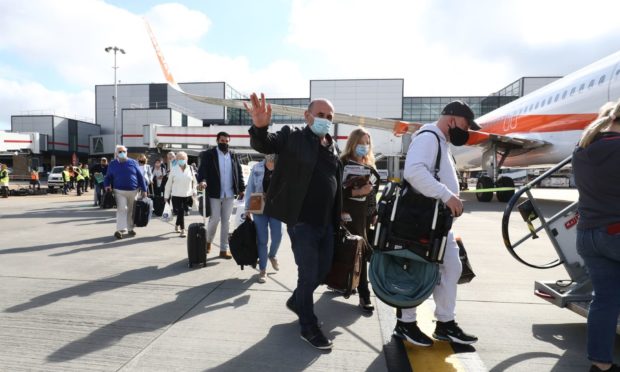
[144,18,181,91]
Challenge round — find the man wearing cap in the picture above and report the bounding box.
[393,100,480,347]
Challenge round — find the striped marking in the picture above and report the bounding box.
[402,303,487,372]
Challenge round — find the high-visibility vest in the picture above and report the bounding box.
[62,170,70,182]
[0,169,8,183]
[75,171,84,182]
[31,172,39,181]
[81,168,90,178]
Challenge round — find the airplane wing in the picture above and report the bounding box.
[467,130,548,149]
[144,19,420,135]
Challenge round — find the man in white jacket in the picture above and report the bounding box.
[393,101,480,347]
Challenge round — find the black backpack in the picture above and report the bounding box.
[370,130,453,263]
[228,218,258,270]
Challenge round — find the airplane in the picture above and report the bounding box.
[145,20,620,202]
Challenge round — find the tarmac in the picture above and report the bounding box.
[1,186,619,371]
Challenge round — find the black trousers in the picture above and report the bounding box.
[172,196,191,229]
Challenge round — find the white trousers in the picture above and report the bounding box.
[207,197,234,251]
[399,231,462,323]
[114,189,138,232]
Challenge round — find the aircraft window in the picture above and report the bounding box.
[554,93,560,102]
[529,104,534,111]
[588,79,595,88]
[570,87,576,96]
[599,75,606,84]
[535,102,540,109]
[562,90,568,99]
[579,83,585,93]
[616,70,620,76]
[547,97,553,105]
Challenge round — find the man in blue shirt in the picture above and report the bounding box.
[104,145,147,239]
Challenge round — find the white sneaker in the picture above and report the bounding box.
[175,225,180,233]
[258,270,267,283]
[269,257,280,271]
[180,229,186,237]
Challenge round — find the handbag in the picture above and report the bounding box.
[456,237,476,284]
[247,192,265,214]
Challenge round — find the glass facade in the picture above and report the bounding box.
[224,83,252,125]
[402,95,517,123]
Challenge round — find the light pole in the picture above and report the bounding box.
[105,46,125,145]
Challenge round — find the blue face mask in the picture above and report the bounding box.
[177,160,186,166]
[310,117,332,137]
[355,144,369,157]
[117,152,127,159]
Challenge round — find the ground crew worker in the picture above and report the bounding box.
[30,169,40,191]
[74,167,85,196]
[62,166,71,195]
[81,164,90,192]
[0,164,9,198]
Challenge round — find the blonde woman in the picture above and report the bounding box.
[340,127,380,312]
[573,100,620,372]
[164,151,197,237]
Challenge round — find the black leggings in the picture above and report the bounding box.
[172,196,191,229]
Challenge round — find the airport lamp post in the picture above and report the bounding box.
[105,46,125,145]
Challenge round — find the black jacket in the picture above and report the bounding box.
[197,147,245,199]
[248,125,342,228]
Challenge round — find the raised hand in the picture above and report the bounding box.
[243,92,272,128]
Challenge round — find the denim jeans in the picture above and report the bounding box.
[287,222,334,333]
[254,214,282,271]
[94,183,102,205]
[577,227,620,364]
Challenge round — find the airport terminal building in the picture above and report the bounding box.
[5,76,559,176]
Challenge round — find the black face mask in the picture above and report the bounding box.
[218,142,229,153]
[448,125,469,146]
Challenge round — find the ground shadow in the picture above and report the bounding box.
[4,259,218,313]
[205,292,374,372]
[46,279,247,363]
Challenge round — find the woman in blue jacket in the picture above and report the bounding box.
[244,154,282,283]
[104,145,147,239]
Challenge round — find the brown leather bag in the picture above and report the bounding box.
[247,193,265,214]
[323,227,365,298]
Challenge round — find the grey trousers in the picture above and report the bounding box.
[207,197,234,251]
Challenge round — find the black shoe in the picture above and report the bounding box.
[286,296,298,315]
[433,320,478,344]
[114,231,123,239]
[393,321,433,347]
[590,364,620,372]
[127,230,136,237]
[359,297,374,312]
[301,325,333,350]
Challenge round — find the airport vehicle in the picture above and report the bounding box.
[145,20,620,202]
[46,166,65,192]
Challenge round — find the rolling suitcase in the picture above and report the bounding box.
[324,227,365,298]
[133,197,152,227]
[186,190,208,268]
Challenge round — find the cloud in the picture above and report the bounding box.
[286,0,620,95]
[0,78,94,129]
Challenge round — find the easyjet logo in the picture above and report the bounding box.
[564,212,579,229]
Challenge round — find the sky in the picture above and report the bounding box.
[1,0,620,130]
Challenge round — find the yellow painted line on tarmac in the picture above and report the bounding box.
[402,304,466,372]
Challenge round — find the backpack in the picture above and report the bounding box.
[228,218,258,270]
[370,130,453,263]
